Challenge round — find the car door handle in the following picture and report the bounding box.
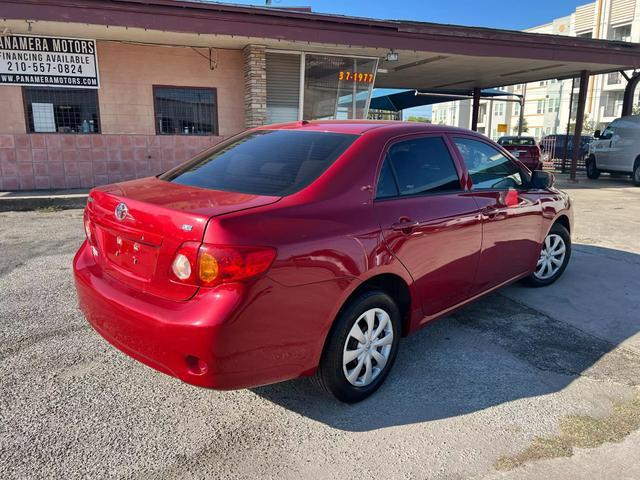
[391,219,421,232]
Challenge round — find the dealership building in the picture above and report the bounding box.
[1,0,639,191]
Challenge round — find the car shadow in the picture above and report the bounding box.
[251,245,640,432]
[556,174,635,189]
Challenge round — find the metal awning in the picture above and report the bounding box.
[4,0,638,91]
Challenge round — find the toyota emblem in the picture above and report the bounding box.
[114,202,128,221]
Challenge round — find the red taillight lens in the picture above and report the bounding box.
[170,243,276,288]
[198,245,276,286]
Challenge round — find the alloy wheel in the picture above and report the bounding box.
[342,308,394,387]
[534,233,566,280]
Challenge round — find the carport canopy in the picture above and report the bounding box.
[5,0,640,88]
[370,88,517,111]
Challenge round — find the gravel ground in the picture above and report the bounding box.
[1,176,639,479]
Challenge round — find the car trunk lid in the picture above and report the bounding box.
[86,177,280,301]
[504,145,537,159]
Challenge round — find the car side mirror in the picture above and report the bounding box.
[531,170,554,190]
[594,129,601,139]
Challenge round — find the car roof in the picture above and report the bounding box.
[255,120,474,136]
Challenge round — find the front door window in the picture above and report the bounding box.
[452,137,523,190]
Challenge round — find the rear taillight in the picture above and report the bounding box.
[170,243,276,288]
[170,242,199,283]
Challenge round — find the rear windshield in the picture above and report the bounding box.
[497,137,536,146]
[160,130,357,196]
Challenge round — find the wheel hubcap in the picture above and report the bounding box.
[534,233,566,280]
[342,308,394,387]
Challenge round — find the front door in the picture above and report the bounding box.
[374,135,482,316]
[593,124,615,170]
[607,119,631,171]
[450,135,543,293]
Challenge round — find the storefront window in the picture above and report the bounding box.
[154,86,217,135]
[303,54,377,121]
[23,87,100,134]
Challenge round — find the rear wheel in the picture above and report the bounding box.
[525,223,571,287]
[632,159,640,187]
[586,156,600,180]
[314,291,401,403]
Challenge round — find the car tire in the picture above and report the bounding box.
[586,156,600,180]
[524,223,571,288]
[313,290,401,403]
[632,159,640,187]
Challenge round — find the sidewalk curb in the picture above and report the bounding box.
[0,194,88,212]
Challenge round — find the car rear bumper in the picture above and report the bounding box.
[74,241,249,389]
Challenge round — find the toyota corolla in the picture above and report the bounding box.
[74,121,572,403]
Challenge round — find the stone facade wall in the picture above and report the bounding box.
[243,45,267,128]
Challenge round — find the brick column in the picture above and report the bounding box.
[243,45,267,128]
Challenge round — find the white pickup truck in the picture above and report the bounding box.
[587,115,640,186]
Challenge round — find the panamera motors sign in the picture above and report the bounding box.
[0,34,99,88]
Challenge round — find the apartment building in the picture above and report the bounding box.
[431,0,640,140]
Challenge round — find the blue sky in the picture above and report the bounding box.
[215,0,587,30]
[213,0,590,118]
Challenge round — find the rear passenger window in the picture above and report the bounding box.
[161,130,356,196]
[376,137,460,198]
[453,137,523,190]
[376,160,399,199]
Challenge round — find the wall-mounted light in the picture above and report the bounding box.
[385,49,399,62]
[26,20,33,32]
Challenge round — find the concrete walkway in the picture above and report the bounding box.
[0,189,88,211]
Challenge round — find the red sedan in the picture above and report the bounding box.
[74,121,572,403]
[497,136,544,171]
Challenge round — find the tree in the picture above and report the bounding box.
[633,104,640,116]
[568,115,597,136]
[406,116,431,123]
[512,118,529,134]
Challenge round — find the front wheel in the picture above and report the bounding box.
[586,156,600,179]
[313,291,401,403]
[524,223,571,287]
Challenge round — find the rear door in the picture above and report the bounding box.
[450,135,543,292]
[374,134,482,316]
